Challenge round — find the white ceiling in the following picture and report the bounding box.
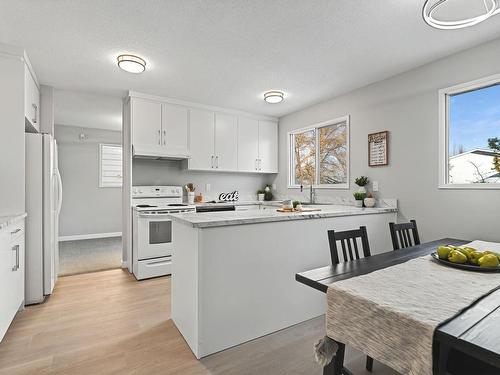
[1,0,500,118]
[54,90,122,131]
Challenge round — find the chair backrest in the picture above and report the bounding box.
[389,220,420,250]
[327,226,371,265]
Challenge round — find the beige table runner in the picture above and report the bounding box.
[326,242,500,375]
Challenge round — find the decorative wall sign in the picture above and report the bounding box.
[368,131,389,167]
[218,191,239,201]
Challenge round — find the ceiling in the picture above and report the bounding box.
[1,0,500,118]
[54,90,122,131]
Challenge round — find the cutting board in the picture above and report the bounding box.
[276,208,322,213]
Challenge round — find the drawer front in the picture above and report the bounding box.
[135,257,172,280]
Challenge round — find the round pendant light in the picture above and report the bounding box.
[117,54,146,73]
[263,90,284,104]
[423,0,500,30]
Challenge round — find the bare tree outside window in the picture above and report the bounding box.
[290,117,349,187]
[319,123,347,184]
[293,129,315,185]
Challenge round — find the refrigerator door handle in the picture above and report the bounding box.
[56,169,63,215]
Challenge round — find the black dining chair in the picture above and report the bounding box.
[327,226,374,372]
[389,220,420,250]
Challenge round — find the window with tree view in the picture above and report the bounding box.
[445,80,500,186]
[289,117,349,188]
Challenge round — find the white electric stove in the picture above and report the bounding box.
[132,186,196,280]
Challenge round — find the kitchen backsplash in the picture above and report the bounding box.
[132,159,274,202]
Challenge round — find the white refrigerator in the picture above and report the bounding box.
[25,133,62,305]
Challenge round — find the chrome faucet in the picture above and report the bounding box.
[300,183,316,204]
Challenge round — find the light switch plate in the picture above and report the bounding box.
[373,181,379,192]
[272,184,276,190]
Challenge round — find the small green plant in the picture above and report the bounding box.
[292,200,301,209]
[353,191,366,200]
[257,189,265,195]
[354,176,369,187]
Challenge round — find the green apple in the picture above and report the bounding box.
[437,246,452,260]
[478,254,500,268]
[448,250,467,264]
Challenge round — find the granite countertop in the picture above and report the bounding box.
[169,204,398,228]
[0,213,27,230]
[195,200,282,207]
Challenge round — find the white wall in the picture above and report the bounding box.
[0,53,25,215]
[55,125,122,237]
[275,37,500,243]
[132,159,273,201]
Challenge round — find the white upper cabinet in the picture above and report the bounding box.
[24,65,40,132]
[161,103,189,156]
[237,117,259,172]
[258,120,278,173]
[214,113,238,171]
[189,108,215,170]
[131,98,162,148]
[127,92,277,173]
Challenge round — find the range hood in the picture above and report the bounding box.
[133,145,191,161]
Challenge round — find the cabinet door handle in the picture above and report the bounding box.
[216,156,219,168]
[32,103,38,124]
[255,159,258,170]
[211,155,214,168]
[12,245,19,271]
[163,130,166,146]
[11,228,21,235]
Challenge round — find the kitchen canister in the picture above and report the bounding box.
[187,192,195,205]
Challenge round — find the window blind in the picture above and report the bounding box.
[99,144,123,188]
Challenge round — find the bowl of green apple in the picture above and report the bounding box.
[431,245,500,272]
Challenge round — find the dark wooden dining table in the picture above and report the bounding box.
[295,238,500,375]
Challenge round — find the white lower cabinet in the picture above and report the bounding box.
[0,219,25,342]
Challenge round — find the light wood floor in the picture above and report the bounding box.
[0,269,398,375]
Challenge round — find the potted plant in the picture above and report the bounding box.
[364,192,376,208]
[292,200,302,210]
[353,191,366,207]
[354,176,369,193]
[257,189,265,202]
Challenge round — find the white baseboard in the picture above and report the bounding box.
[59,232,122,242]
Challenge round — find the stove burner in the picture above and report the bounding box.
[136,204,157,208]
[168,203,188,207]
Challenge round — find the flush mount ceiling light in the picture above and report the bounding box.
[263,91,284,104]
[423,0,500,30]
[117,54,146,73]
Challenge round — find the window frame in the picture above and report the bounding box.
[99,143,123,188]
[438,74,500,190]
[287,115,350,189]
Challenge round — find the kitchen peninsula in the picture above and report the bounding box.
[169,203,398,358]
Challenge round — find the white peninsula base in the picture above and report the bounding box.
[171,207,397,358]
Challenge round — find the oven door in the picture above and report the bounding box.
[137,213,173,260]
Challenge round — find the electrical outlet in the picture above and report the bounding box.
[373,181,379,192]
[205,183,211,192]
[272,184,276,190]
